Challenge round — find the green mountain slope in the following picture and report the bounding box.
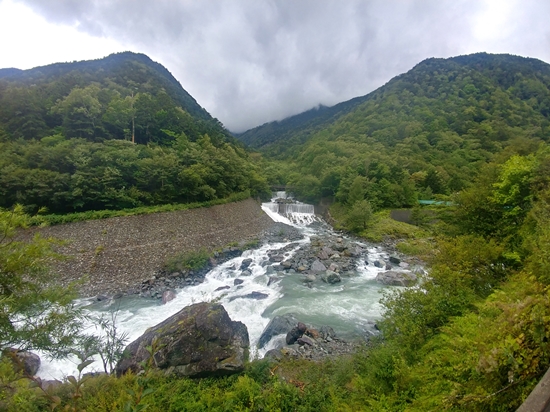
[240,53,550,155]
[0,53,268,214]
[243,53,550,209]
[0,51,231,144]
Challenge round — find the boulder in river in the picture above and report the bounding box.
[389,255,401,265]
[240,258,253,270]
[311,259,327,273]
[258,313,300,348]
[376,271,417,287]
[161,289,176,304]
[115,302,249,378]
[286,322,307,345]
[321,270,341,284]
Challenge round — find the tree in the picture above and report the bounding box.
[52,85,103,140]
[344,200,373,233]
[0,206,82,356]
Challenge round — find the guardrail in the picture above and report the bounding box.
[517,367,550,411]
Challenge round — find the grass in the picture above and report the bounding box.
[329,204,434,259]
[164,248,211,273]
[29,190,251,226]
[362,210,430,242]
[395,238,435,259]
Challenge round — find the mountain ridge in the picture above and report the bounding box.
[237,52,550,154]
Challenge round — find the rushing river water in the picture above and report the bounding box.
[38,193,403,380]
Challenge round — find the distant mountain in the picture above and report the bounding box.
[240,53,550,207]
[0,51,231,144]
[0,68,23,78]
[236,96,372,151]
[238,53,550,157]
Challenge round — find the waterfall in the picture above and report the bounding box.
[262,192,317,226]
[285,203,314,214]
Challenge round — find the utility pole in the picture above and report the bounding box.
[131,90,135,144]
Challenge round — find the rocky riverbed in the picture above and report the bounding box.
[28,197,428,374]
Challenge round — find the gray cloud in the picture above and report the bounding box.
[15,0,550,132]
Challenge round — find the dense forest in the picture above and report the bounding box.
[241,53,550,221]
[0,52,269,213]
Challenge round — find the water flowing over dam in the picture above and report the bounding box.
[262,192,317,225]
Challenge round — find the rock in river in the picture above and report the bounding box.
[258,313,300,348]
[115,302,249,378]
[375,270,417,287]
[321,270,341,284]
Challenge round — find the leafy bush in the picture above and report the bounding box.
[164,248,211,273]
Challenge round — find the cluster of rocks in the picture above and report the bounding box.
[132,247,244,301]
[263,232,420,289]
[259,314,366,362]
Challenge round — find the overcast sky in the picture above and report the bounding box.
[0,0,549,132]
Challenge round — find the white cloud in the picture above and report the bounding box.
[0,0,125,69]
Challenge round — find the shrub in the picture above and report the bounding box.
[164,248,210,273]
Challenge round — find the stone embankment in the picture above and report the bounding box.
[22,199,274,298]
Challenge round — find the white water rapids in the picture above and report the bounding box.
[37,194,400,380]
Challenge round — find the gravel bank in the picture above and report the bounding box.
[23,199,274,297]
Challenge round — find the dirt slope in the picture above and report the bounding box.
[24,198,274,297]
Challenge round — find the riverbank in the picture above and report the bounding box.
[21,198,274,297]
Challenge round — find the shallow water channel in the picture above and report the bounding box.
[38,194,408,380]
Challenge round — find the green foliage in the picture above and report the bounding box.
[0,53,269,215]
[0,130,267,214]
[0,52,228,143]
[352,150,550,410]
[0,205,83,356]
[164,248,210,273]
[344,199,373,234]
[27,190,251,226]
[87,310,130,374]
[339,208,429,243]
[240,53,550,219]
[395,238,434,257]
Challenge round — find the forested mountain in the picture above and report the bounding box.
[0,53,268,213]
[240,53,550,211]
[0,51,228,143]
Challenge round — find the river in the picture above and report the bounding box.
[37,193,413,380]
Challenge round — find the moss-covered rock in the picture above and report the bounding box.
[115,302,249,378]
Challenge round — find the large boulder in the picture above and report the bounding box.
[161,290,176,304]
[258,313,299,348]
[240,258,253,270]
[375,271,417,287]
[286,322,307,345]
[311,259,327,273]
[115,302,249,378]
